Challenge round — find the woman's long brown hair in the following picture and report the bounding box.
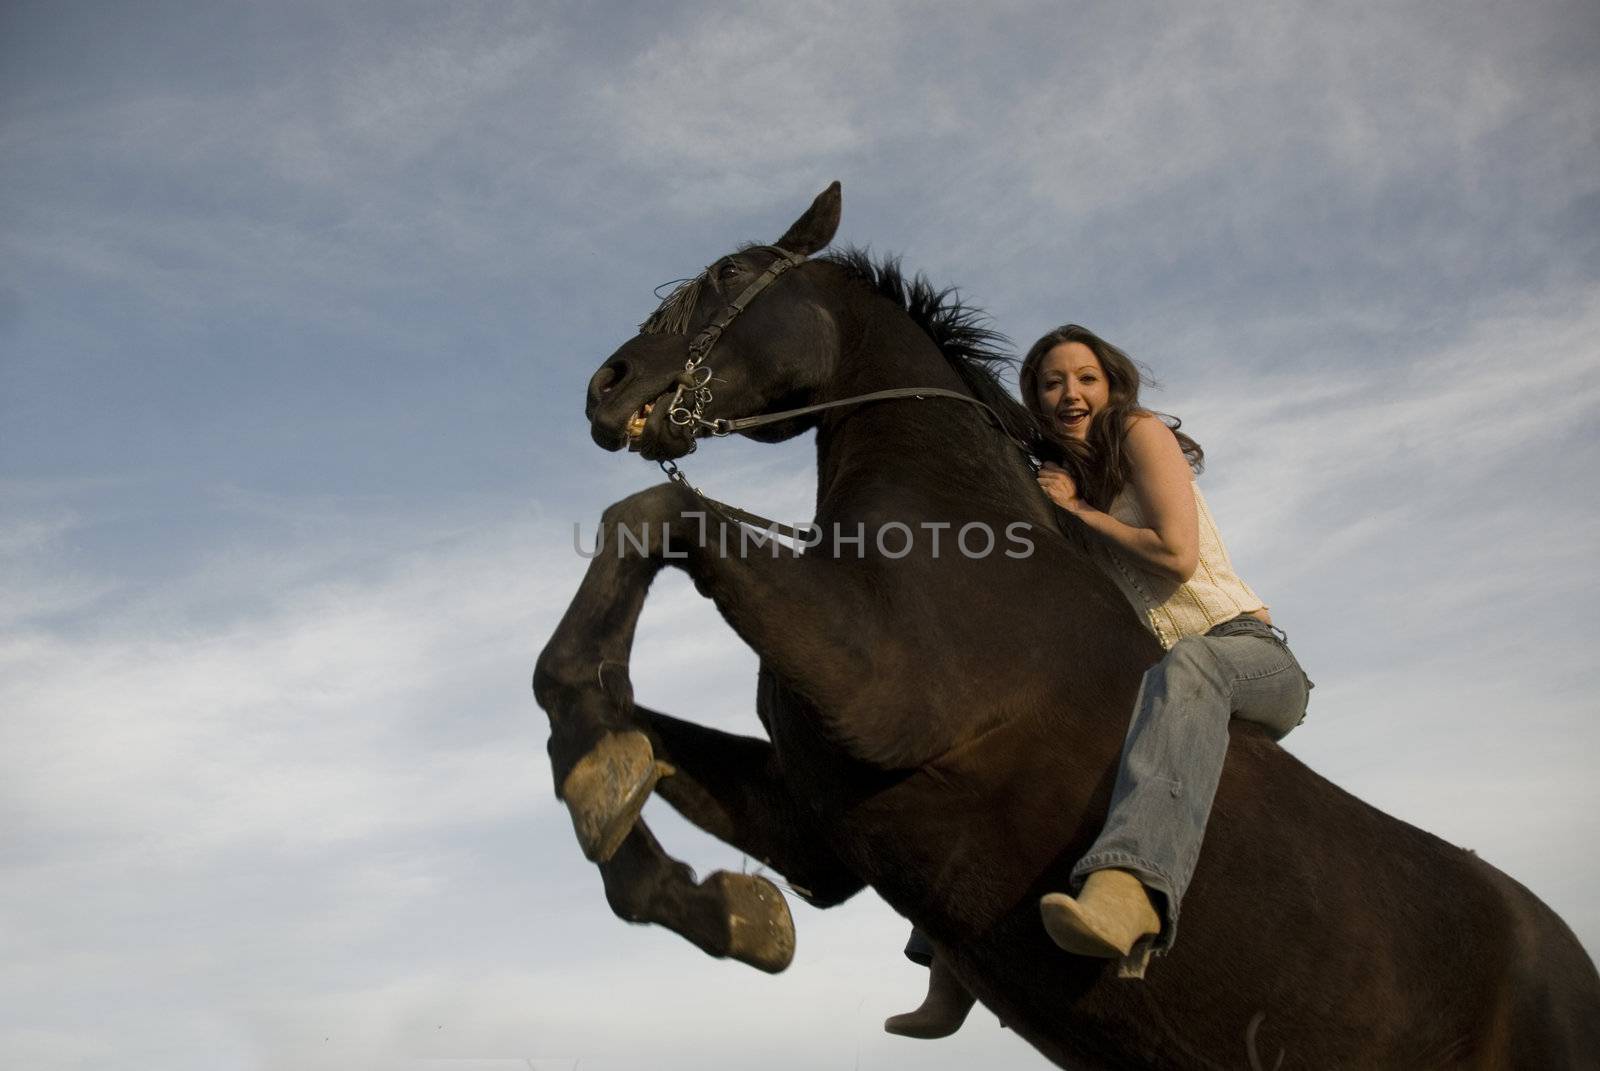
[1018,325,1203,511]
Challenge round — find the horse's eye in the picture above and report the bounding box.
[717,261,741,282]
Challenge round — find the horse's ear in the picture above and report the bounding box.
[775,181,841,255]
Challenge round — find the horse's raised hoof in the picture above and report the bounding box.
[561,730,674,863]
[709,871,796,974]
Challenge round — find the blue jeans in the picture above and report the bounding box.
[1069,615,1312,957]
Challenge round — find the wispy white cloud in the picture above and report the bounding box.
[593,2,879,212]
[585,0,994,216]
[0,510,118,626]
[0,13,572,333]
[263,24,555,185]
[0,513,549,853]
[1009,4,1536,211]
[225,886,1046,1071]
[1182,285,1600,598]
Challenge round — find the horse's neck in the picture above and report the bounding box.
[812,311,1038,523]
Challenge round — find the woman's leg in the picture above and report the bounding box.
[1055,631,1309,954]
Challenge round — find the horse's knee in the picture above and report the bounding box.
[532,644,576,712]
[600,481,685,528]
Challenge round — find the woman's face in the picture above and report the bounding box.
[1035,341,1109,441]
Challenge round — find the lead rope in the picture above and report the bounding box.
[657,456,817,544]
[658,388,1038,542]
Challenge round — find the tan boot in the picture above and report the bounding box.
[1039,868,1160,958]
[883,952,976,1039]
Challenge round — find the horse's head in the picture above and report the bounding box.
[585,182,843,461]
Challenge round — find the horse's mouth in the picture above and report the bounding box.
[624,400,656,446]
[597,387,695,460]
[624,392,674,455]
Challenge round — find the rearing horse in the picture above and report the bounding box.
[534,183,1600,1068]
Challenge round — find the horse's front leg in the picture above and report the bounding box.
[535,482,857,972]
[534,482,690,863]
[535,481,874,862]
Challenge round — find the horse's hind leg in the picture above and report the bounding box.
[538,696,868,974]
[634,703,866,909]
[587,704,865,972]
[600,818,797,973]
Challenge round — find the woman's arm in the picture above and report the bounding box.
[1037,415,1199,583]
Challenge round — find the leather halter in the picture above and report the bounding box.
[663,245,810,437]
[650,246,1035,540]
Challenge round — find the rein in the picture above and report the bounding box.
[651,246,1036,542]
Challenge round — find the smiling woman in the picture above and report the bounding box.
[1018,326,1205,513]
[1034,340,1108,438]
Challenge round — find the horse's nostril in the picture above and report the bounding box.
[586,359,632,423]
[595,362,626,394]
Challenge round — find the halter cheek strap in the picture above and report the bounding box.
[667,246,809,434]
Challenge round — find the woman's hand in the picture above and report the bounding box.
[1037,462,1087,513]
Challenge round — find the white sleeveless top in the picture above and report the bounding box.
[1089,481,1267,649]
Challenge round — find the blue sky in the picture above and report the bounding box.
[3,1,1598,1068]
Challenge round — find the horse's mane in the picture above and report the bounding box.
[821,247,1042,452]
[822,247,1093,557]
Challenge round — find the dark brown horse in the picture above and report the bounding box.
[534,184,1600,1068]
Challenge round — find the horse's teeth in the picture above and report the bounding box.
[626,401,654,440]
